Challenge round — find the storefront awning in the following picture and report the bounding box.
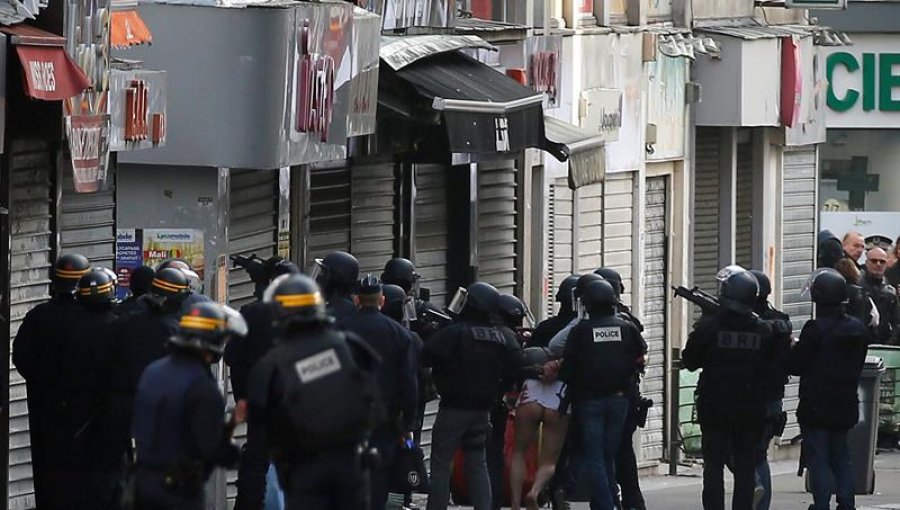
[387,50,567,159]
[1,25,91,101]
[111,10,153,48]
[544,116,607,189]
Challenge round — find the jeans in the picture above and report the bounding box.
[578,395,628,510]
[725,400,782,510]
[426,407,492,510]
[372,425,401,510]
[279,452,365,510]
[701,422,762,510]
[803,428,855,510]
[616,397,645,510]
[264,464,284,510]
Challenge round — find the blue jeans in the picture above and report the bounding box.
[264,463,284,510]
[803,428,855,510]
[578,395,628,510]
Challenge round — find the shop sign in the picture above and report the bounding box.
[109,69,167,151]
[295,19,335,143]
[65,114,111,193]
[115,228,205,300]
[824,34,900,128]
[579,88,623,143]
[526,36,562,108]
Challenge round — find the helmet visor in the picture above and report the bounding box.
[222,305,248,337]
[716,265,748,282]
[448,287,468,315]
[801,267,843,300]
[523,305,536,329]
[182,269,203,294]
[310,259,325,283]
[402,298,417,325]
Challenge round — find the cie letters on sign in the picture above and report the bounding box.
[593,327,622,343]
[295,349,342,383]
[716,332,762,350]
[471,326,505,344]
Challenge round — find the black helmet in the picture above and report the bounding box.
[169,302,232,359]
[807,268,848,306]
[817,230,844,269]
[358,274,383,296]
[270,259,300,279]
[462,281,501,316]
[77,268,116,305]
[157,258,191,272]
[315,251,360,295]
[556,275,580,304]
[129,266,156,298]
[264,273,329,324]
[749,270,771,300]
[575,273,604,299]
[382,283,407,314]
[53,253,91,294]
[151,268,191,297]
[582,280,617,314]
[594,267,624,297]
[498,294,527,328]
[719,271,759,315]
[382,258,418,293]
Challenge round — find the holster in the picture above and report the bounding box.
[637,397,653,428]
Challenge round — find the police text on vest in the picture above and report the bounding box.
[295,349,342,384]
[593,327,622,342]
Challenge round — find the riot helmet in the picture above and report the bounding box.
[129,266,156,298]
[498,294,530,329]
[750,270,772,301]
[52,253,91,295]
[594,267,625,297]
[264,273,329,325]
[555,275,580,313]
[582,279,617,316]
[456,281,501,318]
[150,268,191,298]
[76,268,117,305]
[382,284,416,326]
[718,270,759,315]
[803,268,848,306]
[169,302,244,361]
[157,259,202,294]
[313,251,360,296]
[270,259,300,279]
[382,258,418,294]
[574,273,604,319]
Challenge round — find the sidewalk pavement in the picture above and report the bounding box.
[412,450,900,509]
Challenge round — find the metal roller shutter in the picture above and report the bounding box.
[546,178,573,317]
[414,164,450,308]
[351,163,397,275]
[477,162,518,295]
[59,165,116,270]
[228,169,279,309]
[307,166,352,266]
[8,140,54,510]
[693,128,721,302]
[602,174,634,307]
[735,141,754,270]
[780,147,818,443]
[641,176,669,463]
[576,183,603,274]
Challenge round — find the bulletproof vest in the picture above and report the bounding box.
[132,355,209,469]
[568,315,638,399]
[273,329,376,453]
[616,304,644,332]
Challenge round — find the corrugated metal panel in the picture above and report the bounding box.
[602,174,633,307]
[228,169,279,310]
[546,179,574,317]
[641,176,668,463]
[735,141,753,269]
[780,147,817,443]
[307,166,352,265]
[351,163,397,275]
[478,161,518,295]
[414,164,450,308]
[693,128,721,305]
[59,165,116,270]
[8,139,54,510]
[576,183,603,275]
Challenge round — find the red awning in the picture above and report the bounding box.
[1,25,91,101]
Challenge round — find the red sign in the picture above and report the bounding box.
[66,114,110,193]
[530,51,559,103]
[15,45,90,101]
[295,19,335,143]
[780,37,802,128]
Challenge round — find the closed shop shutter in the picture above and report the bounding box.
[693,128,721,304]
[478,162,518,295]
[414,164,450,308]
[351,163,397,275]
[546,178,573,317]
[59,165,116,270]
[641,175,669,463]
[602,174,634,307]
[8,140,54,510]
[735,140,754,269]
[780,147,817,443]
[576,183,603,275]
[228,169,279,309]
[307,166,352,266]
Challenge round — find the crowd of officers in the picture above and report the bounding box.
[13,241,879,510]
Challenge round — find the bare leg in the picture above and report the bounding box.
[510,403,543,510]
[526,408,570,510]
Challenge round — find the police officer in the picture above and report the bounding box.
[226,257,300,510]
[247,274,382,510]
[132,302,244,510]
[861,247,900,344]
[423,282,527,510]
[558,279,646,510]
[116,266,156,317]
[682,270,776,510]
[533,275,580,348]
[789,269,867,510]
[594,267,647,510]
[382,257,447,338]
[13,253,90,510]
[339,275,419,510]
[156,258,212,312]
[315,251,360,321]
[817,230,845,270]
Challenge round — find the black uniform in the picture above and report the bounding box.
[531,311,576,348]
[132,352,239,510]
[12,295,80,510]
[224,300,280,510]
[861,272,900,344]
[327,294,357,322]
[338,308,419,509]
[682,312,775,510]
[614,303,648,510]
[247,324,381,510]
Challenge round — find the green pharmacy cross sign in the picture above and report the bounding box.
[827,51,900,112]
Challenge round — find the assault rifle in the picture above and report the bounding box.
[231,253,267,285]
[672,285,720,315]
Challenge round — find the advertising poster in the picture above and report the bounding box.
[115,228,205,299]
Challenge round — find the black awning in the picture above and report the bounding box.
[384,50,567,159]
[544,116,607,189]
